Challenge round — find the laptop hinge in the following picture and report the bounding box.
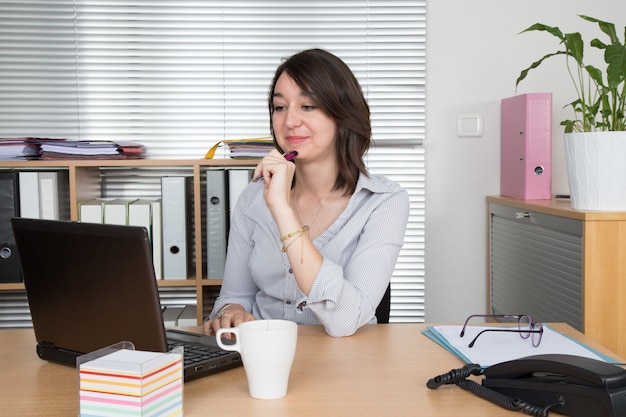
[40,340,57,349]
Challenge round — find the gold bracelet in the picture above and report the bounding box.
[280,225,309,242]
[281,232,303,253]
[281,226,309,264]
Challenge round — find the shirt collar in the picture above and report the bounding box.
[356,172,391,194]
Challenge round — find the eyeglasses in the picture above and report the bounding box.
[460,314,543,348]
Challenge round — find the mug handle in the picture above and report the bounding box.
[216,328,241,352]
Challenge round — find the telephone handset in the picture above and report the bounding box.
[427,354,626,417]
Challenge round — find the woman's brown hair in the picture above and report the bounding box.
[268,49,371,194]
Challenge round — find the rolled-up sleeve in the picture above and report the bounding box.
[305,177,409,336]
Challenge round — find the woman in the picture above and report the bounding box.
[204,48,409,337]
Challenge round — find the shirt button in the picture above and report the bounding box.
[288,268,293,274]
[286,300,292,305]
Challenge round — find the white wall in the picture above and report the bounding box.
[425,1,626,322]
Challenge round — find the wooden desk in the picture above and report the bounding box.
[0,323,619,416]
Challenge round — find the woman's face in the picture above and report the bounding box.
[271,72,337,161]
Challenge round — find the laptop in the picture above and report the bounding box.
[11,217,241,381]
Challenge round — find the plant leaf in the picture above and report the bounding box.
[604,44,626,89]
[585,65,604,86]
[561,120,575,133]
[516,51,566,87]
[580,15,619,44]
[519,23,565,40]
[517,16,626,131]
[590,38,608,50]
[563,33,584,65]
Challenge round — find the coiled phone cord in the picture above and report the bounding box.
[426,363,483,389]
[427,364,552,417]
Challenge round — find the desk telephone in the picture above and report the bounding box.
[427,354,626,417]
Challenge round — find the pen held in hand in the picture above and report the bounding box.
[251,151,298,182]
[283,150,298,162]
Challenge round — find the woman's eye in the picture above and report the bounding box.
[272,103,316,112]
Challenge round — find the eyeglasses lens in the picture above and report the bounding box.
[518,315,532,339]
[531,322,543,347]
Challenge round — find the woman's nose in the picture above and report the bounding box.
[284,107,302,128]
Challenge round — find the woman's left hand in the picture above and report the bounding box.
[203,304,256,338]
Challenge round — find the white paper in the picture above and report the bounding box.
[426,325,616,368]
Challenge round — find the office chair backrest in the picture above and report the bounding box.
[375,284,391,324]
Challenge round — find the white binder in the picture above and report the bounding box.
[79,199,106,224]
[104,198,137,225]
[128,199,152,236]
[38,171,70,220]
[19,171,70,220]
[227,168,252,222]
[18,172,40,219]
[205,170,227,279]
[161,177,192,280]
[151,199,163,280]
[129,199,162,280]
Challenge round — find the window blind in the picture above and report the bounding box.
[366,145,425,323]
[0,0,426,324]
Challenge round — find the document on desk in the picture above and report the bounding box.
[423,325,619,368]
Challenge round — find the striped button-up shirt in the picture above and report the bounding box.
[211,172,410,337]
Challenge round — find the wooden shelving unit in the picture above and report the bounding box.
[0,158,258,325]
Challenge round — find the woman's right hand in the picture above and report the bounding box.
[255,150,297,218]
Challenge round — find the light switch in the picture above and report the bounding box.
[457,114,483,137]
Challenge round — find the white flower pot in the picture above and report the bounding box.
[564,132,626,211]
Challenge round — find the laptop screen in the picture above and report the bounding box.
[12,218,169,356]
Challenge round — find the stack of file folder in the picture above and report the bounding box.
[0,137,40,160]
[204,137,275,159]
[39,139,145,160]
[1,137,146,160]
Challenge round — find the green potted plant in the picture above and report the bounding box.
[516,15,626,211]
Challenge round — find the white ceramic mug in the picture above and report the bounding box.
[216,319,298,399]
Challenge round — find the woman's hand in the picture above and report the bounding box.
[203,304,256,337]
[253,149,296,184]
[253,149,297,215]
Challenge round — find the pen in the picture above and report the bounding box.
[283,150,298,162]
[252,151,298,182]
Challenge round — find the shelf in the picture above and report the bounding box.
[486,195,626,221]
[0,158,258,169]
[201,279,225,286]
[0,158,259,325]
[156,280,200,287]
[0,283,24,291]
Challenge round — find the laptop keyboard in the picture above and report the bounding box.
[167,341,231,366]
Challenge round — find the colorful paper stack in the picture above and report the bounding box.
[0,137,40,159]
[204,137,275,159]
[79,348,183,417]
[38,138,146,160]
[227,139,275,158]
